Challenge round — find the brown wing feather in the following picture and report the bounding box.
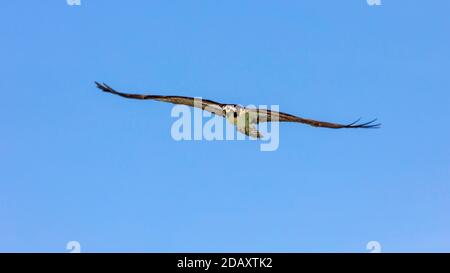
[95,82,225,116]
[250,108,380,129]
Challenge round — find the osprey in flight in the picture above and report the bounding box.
[95,82,380,138]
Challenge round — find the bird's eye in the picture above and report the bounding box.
[233,112,238,118]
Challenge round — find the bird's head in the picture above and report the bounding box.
[222,105,241,118]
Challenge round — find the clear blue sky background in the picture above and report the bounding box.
[1,1,449,252]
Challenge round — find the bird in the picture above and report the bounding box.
[95,82,380,139]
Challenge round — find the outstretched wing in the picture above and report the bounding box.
[95,82,225,116]
[248,108,380,129]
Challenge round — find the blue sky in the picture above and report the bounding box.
[1,1,449,252]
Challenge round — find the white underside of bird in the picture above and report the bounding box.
[223,105,264,139]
